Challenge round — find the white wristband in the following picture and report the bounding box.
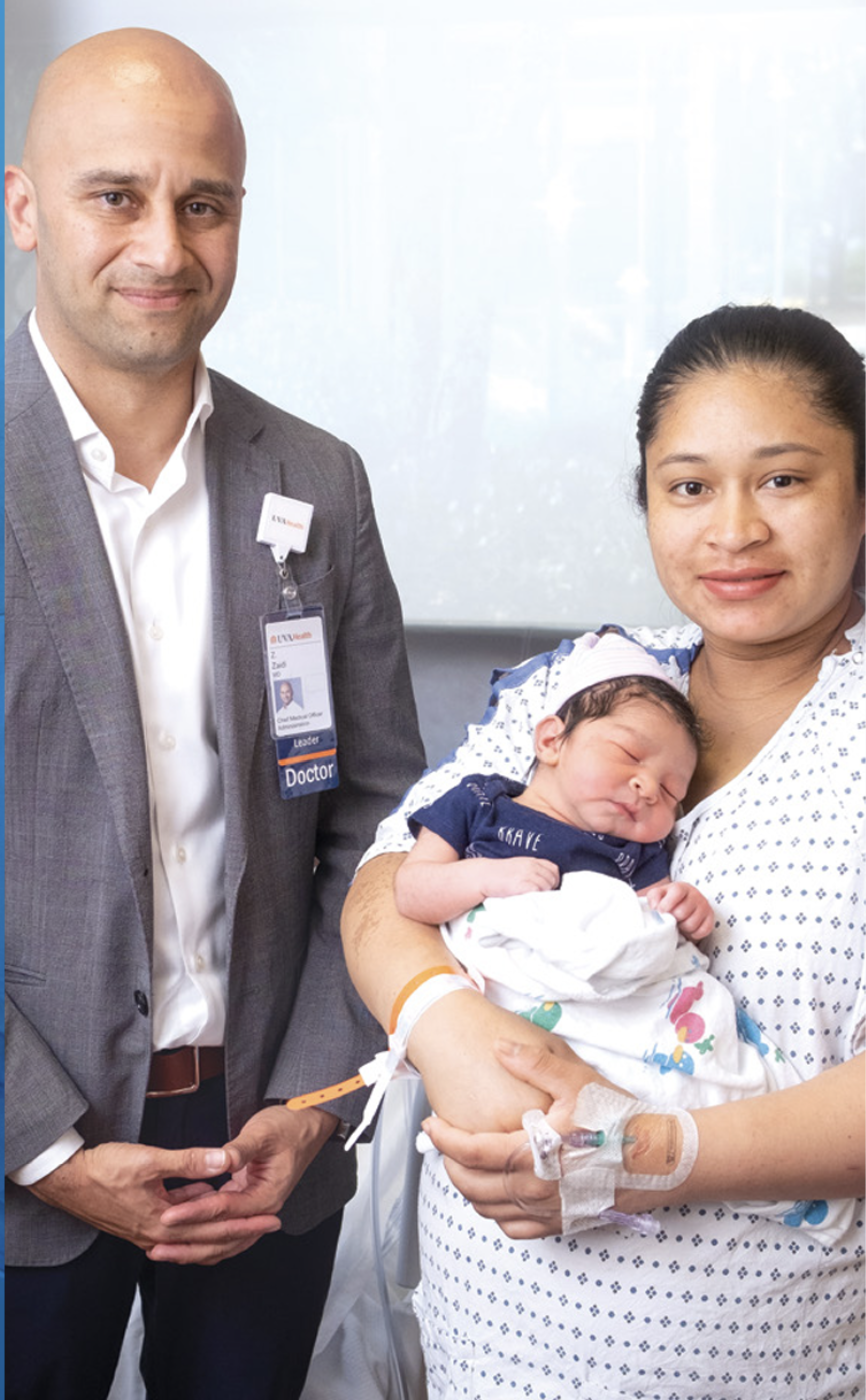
[344,971,478,1150]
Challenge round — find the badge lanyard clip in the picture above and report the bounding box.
[277,559,302,616]
[257,492,313,614]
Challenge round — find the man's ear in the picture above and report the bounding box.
[5,166,38,252]
[534,714,565,767]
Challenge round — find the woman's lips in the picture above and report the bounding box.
[699,570,785,600]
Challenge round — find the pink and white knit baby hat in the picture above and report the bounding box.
[545,630,678,715]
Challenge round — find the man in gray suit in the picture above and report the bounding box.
[5,27,424,1400]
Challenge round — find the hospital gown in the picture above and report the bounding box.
[363,618,865,1400]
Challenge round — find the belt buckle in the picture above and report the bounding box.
[145,1045,201,1098]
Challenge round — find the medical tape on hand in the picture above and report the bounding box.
[523,1081,698,1234]
[343,970,478,1151]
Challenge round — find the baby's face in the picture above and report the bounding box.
[539,698,696,844]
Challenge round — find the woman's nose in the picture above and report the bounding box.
[708,489,771,551]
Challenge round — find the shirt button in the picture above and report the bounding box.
[149,623,164,641]
[134,990,149,1017]
[91,446,107,463]
[176,846,187,864]
[195,954,205,971]
[159,731,177,751]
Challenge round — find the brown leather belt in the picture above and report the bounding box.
[146,1046,225,1098]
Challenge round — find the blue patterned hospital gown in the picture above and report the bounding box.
[364,619,865,1399]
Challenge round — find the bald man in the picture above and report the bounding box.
[5,28,423,1400]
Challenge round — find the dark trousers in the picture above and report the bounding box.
[6,1078,342,1400]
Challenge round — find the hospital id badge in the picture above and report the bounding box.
[261,607,339,798]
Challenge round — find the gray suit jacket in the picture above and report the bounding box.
[5,318,425,1266]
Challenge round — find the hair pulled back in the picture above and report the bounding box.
[634,304,865,510]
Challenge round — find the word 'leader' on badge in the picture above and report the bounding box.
[256,493,314,563]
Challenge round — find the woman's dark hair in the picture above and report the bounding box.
[634,304,865,510]
[556,674,705,752]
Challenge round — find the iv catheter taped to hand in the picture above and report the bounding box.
[285,968,480,1151]
[514,1081,699,1236]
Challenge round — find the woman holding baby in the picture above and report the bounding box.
[344,304,865,1400]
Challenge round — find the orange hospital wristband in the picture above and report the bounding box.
[285,966,478,1141]
[388,964,460,1035]
[285,1074,367,1112]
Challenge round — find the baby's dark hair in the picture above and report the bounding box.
[555,674,704,752]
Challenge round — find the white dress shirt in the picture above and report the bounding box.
[11,315,230,1185]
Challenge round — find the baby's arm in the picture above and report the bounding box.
[394,827,560,925]
[640,878,715,940]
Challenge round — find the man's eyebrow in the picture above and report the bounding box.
[71,171,240,200]
[187,178,241,200]
[71,169,144,189]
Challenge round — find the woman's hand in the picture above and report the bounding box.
[421,1037,604,1237]
[424,1039,866,1238]
[408,995,599,1134]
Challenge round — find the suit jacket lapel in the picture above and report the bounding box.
[205,385,283,929]
[5,327,154,943]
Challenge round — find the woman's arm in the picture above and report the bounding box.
[342,854,602,1132]
[394,829,560,925]
[423,1040,866,1238]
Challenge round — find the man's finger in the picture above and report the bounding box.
[147,1217,281,1264]
[151,1145,230,1182]
[156,1201,282,1233]
[162,1181,220,1206]
[160,1188,275,1226]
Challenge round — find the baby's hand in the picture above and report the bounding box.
[482,858,560,899]
[643,880,714,941]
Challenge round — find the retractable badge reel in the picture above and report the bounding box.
[257,492,339,799]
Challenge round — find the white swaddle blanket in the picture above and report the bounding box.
[441,871,859,1245]
[443,870,797,1108]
